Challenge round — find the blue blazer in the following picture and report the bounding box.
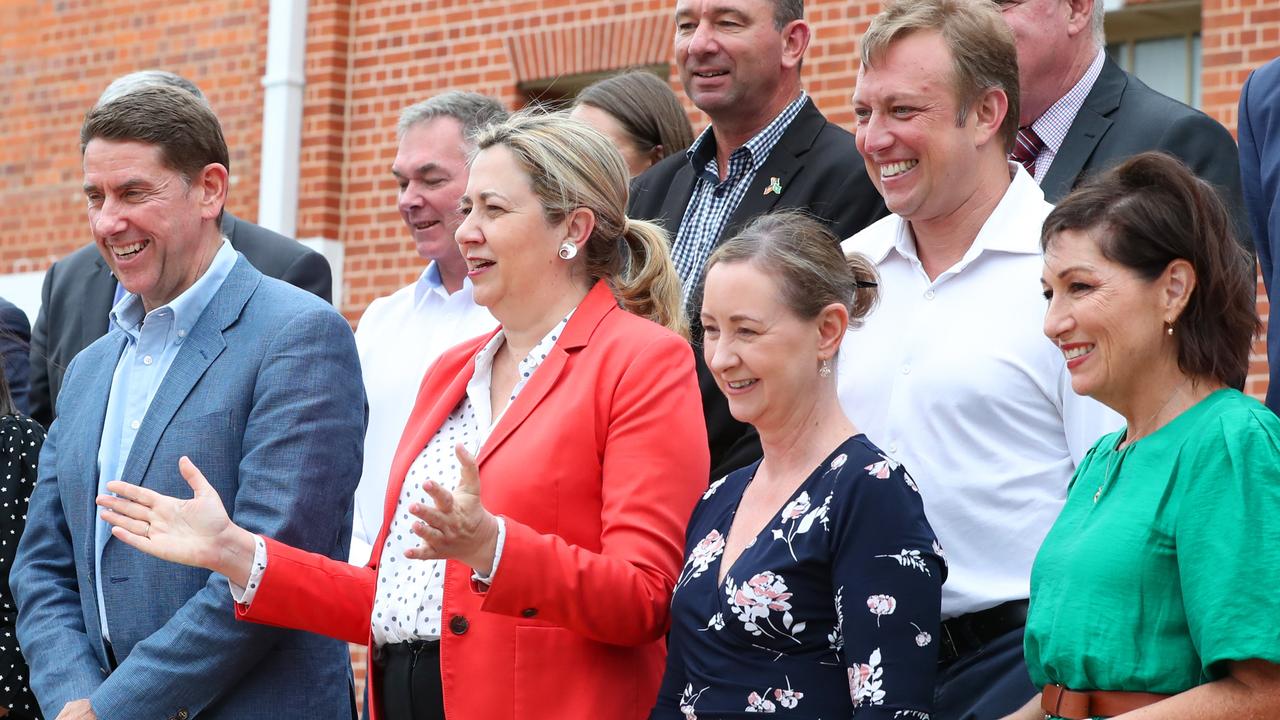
[1240,57,1280,412]
[12,256,365,720]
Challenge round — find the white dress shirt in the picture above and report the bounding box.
[836,166,1122,618]
[349,263,496,564]
[237,312,573,646]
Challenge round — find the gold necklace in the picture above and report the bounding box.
[1094,378,1191,504]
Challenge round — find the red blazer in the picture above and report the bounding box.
[238,282,709,720]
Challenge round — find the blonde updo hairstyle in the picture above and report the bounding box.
[706,210,879,331]
[472,111,687,338]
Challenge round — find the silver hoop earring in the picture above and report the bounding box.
[558,242,578,260]
[819,359,832,378]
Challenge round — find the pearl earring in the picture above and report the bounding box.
[558,242,578,260]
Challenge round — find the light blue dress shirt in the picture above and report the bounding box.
[95,240,238,641]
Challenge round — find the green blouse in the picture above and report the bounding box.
[1025,389,1280,709]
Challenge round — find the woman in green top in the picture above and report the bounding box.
[1001,152,1280,720]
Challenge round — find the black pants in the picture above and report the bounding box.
[377,641,446,720]
[932,625,1037,720]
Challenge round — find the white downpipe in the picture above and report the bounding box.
[258,0,308,238]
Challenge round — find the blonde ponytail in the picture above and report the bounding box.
[613,219,688,338]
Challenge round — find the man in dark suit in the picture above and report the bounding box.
[629,0,886,478]
[1239,56,1280,412]
[0,297,31,415]
[27,70,332,427]
[999,0,1246,244]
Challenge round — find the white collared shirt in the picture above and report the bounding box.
[836,166,1121,618]
[1029,49,1107,182]
[349,264,496,565]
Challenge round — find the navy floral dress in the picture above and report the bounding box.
[652,435,944,719]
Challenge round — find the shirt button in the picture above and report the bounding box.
[901,365,911,375]
[130,420,141,430]
[448,614,469,635]
[889,442,899,454]
[177,329,186,337]
[143,355,154,365]
[925,290,935,300]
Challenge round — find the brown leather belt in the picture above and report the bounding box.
[1042,684,1171,718]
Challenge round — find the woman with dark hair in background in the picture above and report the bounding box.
[571,70,695,177]
[1003,152,1280,719]
[0,363,46,720]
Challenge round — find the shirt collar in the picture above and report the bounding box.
[413,261,476,306]
[109,239,237,338]
[684,92,809,176]
[472,308,576,384]
[862,162,1048,265]
[1031,49,1106,153]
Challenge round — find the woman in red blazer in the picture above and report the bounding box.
[96,112,709,720]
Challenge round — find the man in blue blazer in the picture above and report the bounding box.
[1240,56,1280,412]
[27,71,333,429]
[11,85,363,720]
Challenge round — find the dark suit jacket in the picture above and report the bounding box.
[628,97,888,479]
[27,212,333,426]
[0,298,31,415]
[1042,58,1249,249]
[1239,56,1280,411]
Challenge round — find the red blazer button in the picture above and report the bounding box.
[521,608,538,618]
[449,614,470,635]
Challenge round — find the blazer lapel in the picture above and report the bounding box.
[1041,59,1124,202]
[723,98,823,242]
[476,282,615,465]
[80,255,119,349]
[121,258,257,486]
[658,164,698,243]
[74,334,128,573]
[371,336,491,565]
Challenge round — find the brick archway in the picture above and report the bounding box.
[506,12,672,85]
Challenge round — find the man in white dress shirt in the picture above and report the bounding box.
[349,93,506,564]
[838,2,1119,718]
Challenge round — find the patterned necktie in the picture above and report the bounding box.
[1011,126,1044,176]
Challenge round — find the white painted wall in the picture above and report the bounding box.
[0,271,47,324]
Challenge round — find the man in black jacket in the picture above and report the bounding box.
[629,0,886,479]
[28,71,332,426]
[999,0,1247,245]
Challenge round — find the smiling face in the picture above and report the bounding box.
[853,31,989,225]
[455,145,577,321]
[674,0,798,122]
[84,138,224,312]
[393,117,471,275]
[700,259,829,432]
[1041,228,1175,407]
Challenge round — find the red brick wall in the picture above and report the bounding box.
[0,0,272,275]
[1202,0,1280,397]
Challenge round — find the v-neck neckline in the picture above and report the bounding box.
[714,438,856,588]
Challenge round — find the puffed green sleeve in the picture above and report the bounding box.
[1175,399,1280,679]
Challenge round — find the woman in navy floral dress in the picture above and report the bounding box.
[652,213,944,719]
